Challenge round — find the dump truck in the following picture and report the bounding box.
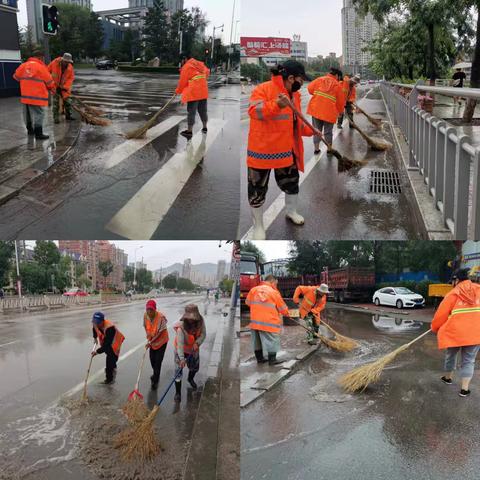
[240,252,262,304]
[321,267,375,303]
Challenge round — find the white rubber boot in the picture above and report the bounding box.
[285,194,305,225]
[251,206,266,239]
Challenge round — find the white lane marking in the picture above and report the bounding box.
[104,115,186,169]
[0,334,44,348]
[105,118,226,239]
[0,340,19,348]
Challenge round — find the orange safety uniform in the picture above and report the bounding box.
[48,57,75,99]
[144,311,169,350]
[246,281,289,334]
[13,57,55,107]
[94,320,125,356]
[307,73,345,124]
[293,285,327,325]
[173,321,202,355]
[431,280,480,349]
[247,75,314,172]
[346,81,357,103]
[340,76,350,108]
[175,58,210,104]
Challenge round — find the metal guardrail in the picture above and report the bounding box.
[380,80,480,240]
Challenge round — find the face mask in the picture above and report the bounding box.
[291,80,302,92]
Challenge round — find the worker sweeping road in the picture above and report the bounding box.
[13,47,56,140]
[307,67,345,155]
[48,53,75,124]
[91,312,125,384]
[143,299,169,390]
[337,74,361,129]
[175,55,210,139]
[293,284,329,344]
[431,268,480,398]
[246,60,315,239]
[173,304,206,402]
[246,274,290,365]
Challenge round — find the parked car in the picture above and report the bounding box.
[373,287,425,309]
[63,287,88,297]
[96,59,115,70]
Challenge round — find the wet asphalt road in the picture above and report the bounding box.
[239,85,422,239]
[0,294,225,479]
[0,69,240,240]
[241,307,480,480]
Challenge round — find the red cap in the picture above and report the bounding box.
[146,299,156,310]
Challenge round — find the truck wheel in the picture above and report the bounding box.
[339,291,345,303]
[396,299,403,309]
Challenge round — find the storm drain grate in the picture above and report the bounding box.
[369,170,402,194]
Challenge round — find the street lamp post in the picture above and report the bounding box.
[133,245,143,291]
[14,240,22,300]
[227,0,236,72]
[211,24,224,69]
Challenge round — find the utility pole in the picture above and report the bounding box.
[14,241,22,300]
[178,17,183,58]
[227,0,236,72]
[211,24,224,69]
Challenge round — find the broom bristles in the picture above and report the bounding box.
[114,404,161,461]
[339,343,410,392]
[122,396,150,424]
[321,322,359,351]
[72,104,111,126]
[349,121,392,151]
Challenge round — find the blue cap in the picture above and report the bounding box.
[92,312,104,325]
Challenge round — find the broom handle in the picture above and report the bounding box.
[134,346,149,391]
[82,342,97,396]
[156,368,183,407]
[405,329,432,348]
[148,93,177,123]
[288,316,320,338]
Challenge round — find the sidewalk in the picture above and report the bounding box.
[0,97,81,205]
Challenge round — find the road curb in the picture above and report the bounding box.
[0,121,82,207]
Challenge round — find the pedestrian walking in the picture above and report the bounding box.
[293,284,329,344]
[173,304,206,401]
[452,68,467,105]
[431,269,480,397]
[307,67,345,154]
[0,288,4,300]
[13,47,56,140]
[246,60,315,239]
[337,74,361,129]
[47,53,75,124]
[175,55,210,139]
[91,312,125,384]
[144,299,169,390]
[246,274,290,365]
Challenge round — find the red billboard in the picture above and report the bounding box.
[240,37,291,57]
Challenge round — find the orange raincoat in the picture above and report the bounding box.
[48,57,75,99]
[175,58,210,104]
[431,280,480,349]
[307,73,345,124]
[247,75,314,172]
[13,57,55,107]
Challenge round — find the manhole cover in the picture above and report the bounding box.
[370,170,402,194]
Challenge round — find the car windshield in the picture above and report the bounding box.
[395,287,414,294]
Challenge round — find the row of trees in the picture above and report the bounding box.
[354,0,480,121]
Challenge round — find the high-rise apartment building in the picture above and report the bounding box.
[216,260,226,282]
[182,258,192,280]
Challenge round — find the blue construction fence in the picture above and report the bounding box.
[376,271,440,284]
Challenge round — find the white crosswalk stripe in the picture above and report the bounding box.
[105,118,226,239]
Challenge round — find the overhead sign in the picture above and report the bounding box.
[240,36,291,57]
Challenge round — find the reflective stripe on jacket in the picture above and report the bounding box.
[48,57,75,99]
[13,57,55,106]
[173,321,202,355]
[246,282,289,334]
[293,285,319,319]
[247,75,314,172]
[94,319,125,356]
[307,73,345,124]
[144,311,169,350]
[431,280,480,349]
[175,58,210,103]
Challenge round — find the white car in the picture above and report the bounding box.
[373,287,425,309]
[372,315,423,332]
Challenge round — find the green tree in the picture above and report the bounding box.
[219,277,234,294]
[98,260,113,289]
[172,7,208,61]
[177,277,195,291]
[136,268,154,292]
[241,241,267,264]
[0,242,14,287]
[18,26,36,60]
[143,0,170,62]
[240,62,270,83]
[287,241,330,275]
[33,241,60,267]
[83,11,105,59]
[20,262,48,293]
[162,273,177,289]
[123,265,135,287]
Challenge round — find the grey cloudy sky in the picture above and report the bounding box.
[241,0,343,57]
[17,0,239,43]
[250,241,291,262]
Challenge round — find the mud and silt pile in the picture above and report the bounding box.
[0,397,188,480]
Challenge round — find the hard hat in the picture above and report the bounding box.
[317,284,330,294]
[92,311,104,325]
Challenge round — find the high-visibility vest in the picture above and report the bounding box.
[175,58,210,104]
[307,73,345,124]
[13,57,55,106]
[94,320,125,356]
[293,285,319,319]
[246,282,289,334]
[346,81,357,103]
[247,75,314,172]
[144,311,169,350]
[47,57,75,99]
[173,321,202,355]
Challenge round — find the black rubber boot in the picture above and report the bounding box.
[188,371,198,390]
[254,350,268,364]
[34,127,49,140]
[268,353,284,366]
[174,381,182,402]
[26,123,34,135]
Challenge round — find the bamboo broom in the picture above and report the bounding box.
[71,104,111,126]
[339,329,432,393]
[319,319,359,351]
[80,342,97,405]
[71,95,107,117]
[285,98,365,171]
[124,93,177,140]
[353,103,382,128]
[349,119,392,151]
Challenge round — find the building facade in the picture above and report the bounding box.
[182,258,192,280]
[341,0,379,77]
[291,34,308,63]
[0,0,21,97]
[216,260,226,282]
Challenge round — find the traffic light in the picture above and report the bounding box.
[42,4,59,36]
